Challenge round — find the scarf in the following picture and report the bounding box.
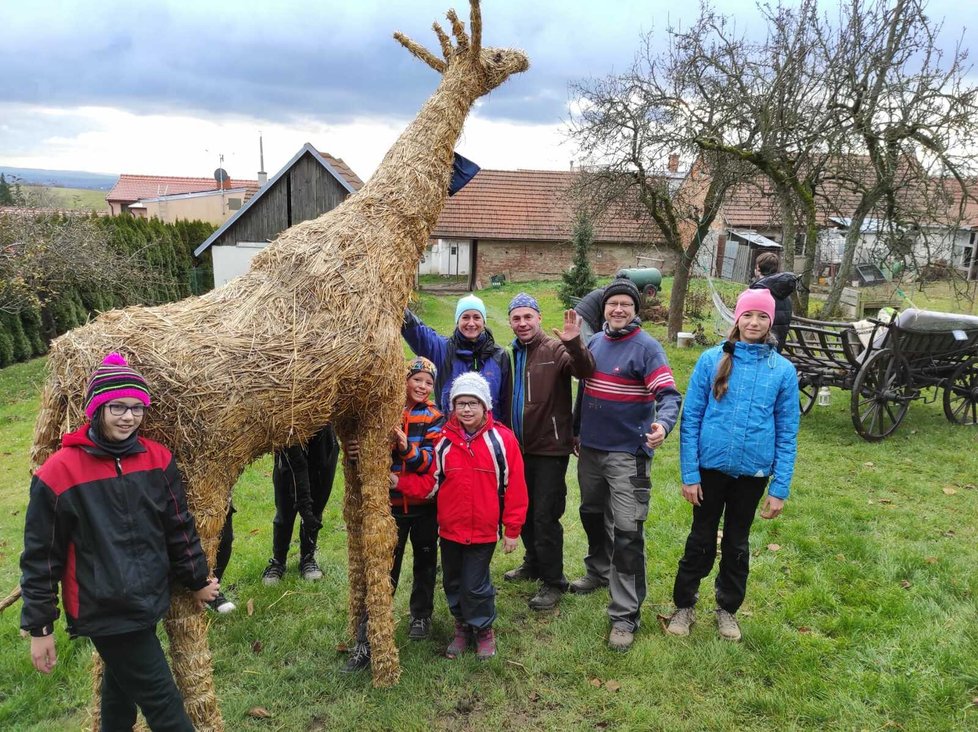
[603,317,642,339]
[452,328,498,370]
[87,412,142,458]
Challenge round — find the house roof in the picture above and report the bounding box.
[106,174,259,204]
[193,144,363,257]
[431,169,660,243]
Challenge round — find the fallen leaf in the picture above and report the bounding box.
[246,707,271,719]
[798,626,812,634]
[835,553,846,561]
[942,487,957,496]
[767,543,781,552]
[9,510,18,516]
[878,498,893,504]
[943,529,956,537]
[924,556,939,564]
[247,599,255,616]
[529,691,540,702]
[590,678,602,688]
[964,484,976,490]
[864,461,875,467]
[596,723,610,729]
[251,640,263,654]
[900,580,912,589]
[604,680,621,693]
[868,499,875,505]
[972,697,978,706]
[248,528,260,536]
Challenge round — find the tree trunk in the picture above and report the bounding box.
[667,240,701,340]
[822,209,871,316]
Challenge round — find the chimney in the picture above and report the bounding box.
[668,153,679,173]
[570,160,575,170]
[257,135,268,186]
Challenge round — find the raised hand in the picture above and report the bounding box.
[553,309,583,342]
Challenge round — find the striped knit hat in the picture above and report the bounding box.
[84,353,151,419]
[407,356,437,380]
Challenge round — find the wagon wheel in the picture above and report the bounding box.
[798,375,818,415]
[943,361,978,425]
[850,349,913,441]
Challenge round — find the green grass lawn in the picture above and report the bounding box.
[1,280,977,731]
[21,185,108,212]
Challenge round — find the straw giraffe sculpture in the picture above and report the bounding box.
[23,2,527,728]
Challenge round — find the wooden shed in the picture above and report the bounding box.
[194,144,364,287]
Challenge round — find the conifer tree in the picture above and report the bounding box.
[558,211,599,308]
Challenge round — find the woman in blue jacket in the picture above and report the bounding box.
[402,294,511,425]
[663,288,799,642]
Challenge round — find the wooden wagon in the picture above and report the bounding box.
[783,309,978,441]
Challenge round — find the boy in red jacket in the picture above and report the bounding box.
[399,371,528,660]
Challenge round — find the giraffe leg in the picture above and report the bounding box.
[354,412,400,687]
[88,651,103,731]
[164,591,223,731]
[342,447,368,639]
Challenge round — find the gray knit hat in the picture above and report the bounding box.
[449,372,493,411]
[601,277,641,311]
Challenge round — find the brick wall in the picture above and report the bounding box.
[474,239,677,287]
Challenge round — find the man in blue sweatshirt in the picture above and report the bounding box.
[573,277,682,651]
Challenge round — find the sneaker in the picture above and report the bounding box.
[339,641,371,673]
[569,575,608,595]
[445,621,471,659]
[716,609,742,642]
[474,627,496,660]
[299,554,323,581]
[503,563,538,582]
[665,607,695,637]
[408,616,431,641]
[528,584,563,611]
[207,592,236,614]
[608,625,635,652]
[261,558,285,586]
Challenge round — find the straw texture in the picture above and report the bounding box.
[26,2,527,727]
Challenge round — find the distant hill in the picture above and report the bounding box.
[0,165,117,191]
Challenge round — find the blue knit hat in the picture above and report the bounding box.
[508,292,540,314]
[454,294,486,324]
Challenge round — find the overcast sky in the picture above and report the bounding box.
[0,0,973,183]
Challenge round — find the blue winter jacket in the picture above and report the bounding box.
[402,310,512,426]
[679,341,800,499]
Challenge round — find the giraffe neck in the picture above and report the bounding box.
[356,72,480,261]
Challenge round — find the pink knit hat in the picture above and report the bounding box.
[733,288,775,324]
[84,353,151,419]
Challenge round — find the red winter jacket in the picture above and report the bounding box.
[398,413,527,545]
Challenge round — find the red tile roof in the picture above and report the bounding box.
[106,174,259,204]
[432,169,661,243]
[315,151,364,191]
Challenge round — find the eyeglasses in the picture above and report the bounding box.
[106,403,146,417]
[454,400,483,411]
[606,299,635,311]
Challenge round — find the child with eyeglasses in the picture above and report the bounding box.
[20,353,218,731]
[397,372,528,660]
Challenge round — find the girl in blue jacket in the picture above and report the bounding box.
[663,288,799,642]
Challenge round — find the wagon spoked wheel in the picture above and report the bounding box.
[850,349,912,441]
[943,361,978,425]
[798,375,818,415]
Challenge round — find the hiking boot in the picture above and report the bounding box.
[207,592,236,614]
[503,563,538,582]
[408,616,431,641]
[665,607,695,637]
[716,609,742,641]
[261,558,285,586]
[299,554,323,581]
[474,627,496,660]
[569,575,608,595]
[528,584,563,611]
[445,621,471,659]
[339,641,371,673]
[608,625,635,652]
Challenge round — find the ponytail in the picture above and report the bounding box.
[712,325,741,400]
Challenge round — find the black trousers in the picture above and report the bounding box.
[391,503,439,619]
[214,502,234,581]
[90,626,193,732]
[672,469,768,614]
[441,539,497,630]
[520,453,570,588]
[271,426,339,561]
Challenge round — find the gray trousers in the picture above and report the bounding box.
[577,447,651,632]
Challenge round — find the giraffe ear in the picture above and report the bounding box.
[448,153,480,196]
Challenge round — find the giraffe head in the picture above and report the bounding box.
[395,0,529,99]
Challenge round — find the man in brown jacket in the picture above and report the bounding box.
[504,292,595,610]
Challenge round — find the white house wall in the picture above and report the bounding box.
[419,239,471,276]
[212,242,268,288]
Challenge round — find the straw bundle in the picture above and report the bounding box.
[27,2,527,728]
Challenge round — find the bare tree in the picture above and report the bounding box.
[818,0,978,314]
[569,29,751,339]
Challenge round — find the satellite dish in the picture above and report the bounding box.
[214,168,229,184]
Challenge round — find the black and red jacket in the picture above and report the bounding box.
[20,424,210,638]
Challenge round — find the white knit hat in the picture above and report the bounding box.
[449,372,493,411]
